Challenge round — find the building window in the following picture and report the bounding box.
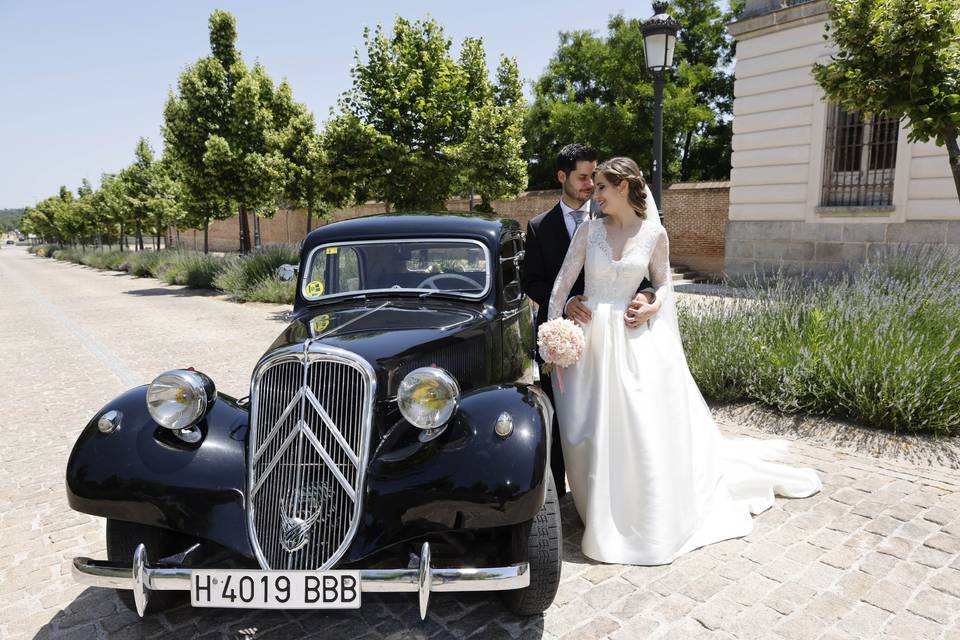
[821,104,899,207]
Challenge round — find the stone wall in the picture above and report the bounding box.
[169,183,731,275]
[724,220,960,277]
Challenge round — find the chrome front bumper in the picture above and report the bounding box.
[72,542,529,620]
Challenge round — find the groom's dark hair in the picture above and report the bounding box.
[556,143,598,176]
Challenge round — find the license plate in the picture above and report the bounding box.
[190,570,361,609]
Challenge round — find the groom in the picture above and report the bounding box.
[521,143,658,497]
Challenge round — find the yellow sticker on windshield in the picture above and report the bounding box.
[310,314,331,334]
[325,247,338,255]
[305,280,325,297]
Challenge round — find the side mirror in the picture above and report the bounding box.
[277,264,299,282]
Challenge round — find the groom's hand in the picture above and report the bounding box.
[625,292,657,328]
[565,296,592,324]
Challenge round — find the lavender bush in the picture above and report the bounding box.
[680,247,960,436]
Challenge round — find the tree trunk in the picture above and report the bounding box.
[943,128,960,204]
[204,219,209,254]
[119,223,125,252]
[306,207,313,234]
[253,214,262,249]
[136,221,144,251]
[238,207,251,254]
[680,130,694,182]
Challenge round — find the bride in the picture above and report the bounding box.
[546,157,821,565]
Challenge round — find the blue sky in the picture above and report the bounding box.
[0,1,694,208]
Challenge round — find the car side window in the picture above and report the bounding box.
[500,236,524,305]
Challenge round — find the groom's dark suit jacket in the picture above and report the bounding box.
[522,203,584,330]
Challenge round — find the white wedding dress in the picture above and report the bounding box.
[546,206,822,566]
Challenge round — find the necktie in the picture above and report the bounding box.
[571,210,585,235]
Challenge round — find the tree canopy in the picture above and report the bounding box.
[163,10,294,252]
[813,0,960,201]
[524,1,741,189]
[324,17,527,211]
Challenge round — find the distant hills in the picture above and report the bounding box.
[0,208,24,232]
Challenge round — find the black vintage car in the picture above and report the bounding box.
[67,213,562,619]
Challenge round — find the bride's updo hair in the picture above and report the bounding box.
[595,157,648,218]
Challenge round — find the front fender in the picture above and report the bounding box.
[343,383,553,563]
[65,386,256,561]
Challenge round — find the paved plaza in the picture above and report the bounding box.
[0,246,958,639]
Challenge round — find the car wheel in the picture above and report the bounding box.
[106,519,185,614]
[500,475,562,615]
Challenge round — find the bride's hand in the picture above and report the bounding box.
[564,295,592,324]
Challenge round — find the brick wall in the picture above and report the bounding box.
[662,181,730,275]
[169,182,730,275]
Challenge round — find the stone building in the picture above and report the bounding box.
[725,0,960,276]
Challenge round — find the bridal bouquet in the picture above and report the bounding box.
[537,318,585,391]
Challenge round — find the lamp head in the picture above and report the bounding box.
[642,1,680,74]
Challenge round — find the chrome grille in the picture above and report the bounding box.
[247,345,375,570]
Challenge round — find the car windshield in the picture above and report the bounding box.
[302,239,490,301]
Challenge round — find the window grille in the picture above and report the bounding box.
[821,104,899,207]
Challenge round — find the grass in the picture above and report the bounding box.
[681,246,960,436]
[33,243,300,304]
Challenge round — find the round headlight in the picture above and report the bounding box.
[397,367,460,430]
[146,369,217,430]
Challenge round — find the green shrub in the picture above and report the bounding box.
[681,247,960,435]
[52,248,82,263]
[213,244,300,301]
[79,250,124,270]
[154,251,228,289]
[118,251,163,277]
[244,276,297,304]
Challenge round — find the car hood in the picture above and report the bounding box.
[263,298,497,399]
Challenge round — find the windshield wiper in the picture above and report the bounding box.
[418,287,482,299]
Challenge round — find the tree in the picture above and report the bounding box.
[52,186,81,246]
[670,0,742,181]
[524,7,736,189]
[164,10,286,253]
[455,56,529,211]
[324,17,527,212]
[96,173,129,250]
[121,138,166,250]
[326,18,469,211]
[275,83,336,234]
[813,0,960,201]
[30,197,63,244]
[74,179,97,248]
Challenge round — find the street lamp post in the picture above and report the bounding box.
[641,0,679,218]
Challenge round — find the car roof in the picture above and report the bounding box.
[301,212,521,255]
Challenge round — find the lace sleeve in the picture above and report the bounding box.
[649,227,671,299]
[546,222,589,320]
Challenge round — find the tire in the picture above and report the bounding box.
[106,520,186,614]
[500,475,563,615]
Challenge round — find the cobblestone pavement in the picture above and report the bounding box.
[1,246,958,640]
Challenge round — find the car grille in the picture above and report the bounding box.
[247,345,375,570]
